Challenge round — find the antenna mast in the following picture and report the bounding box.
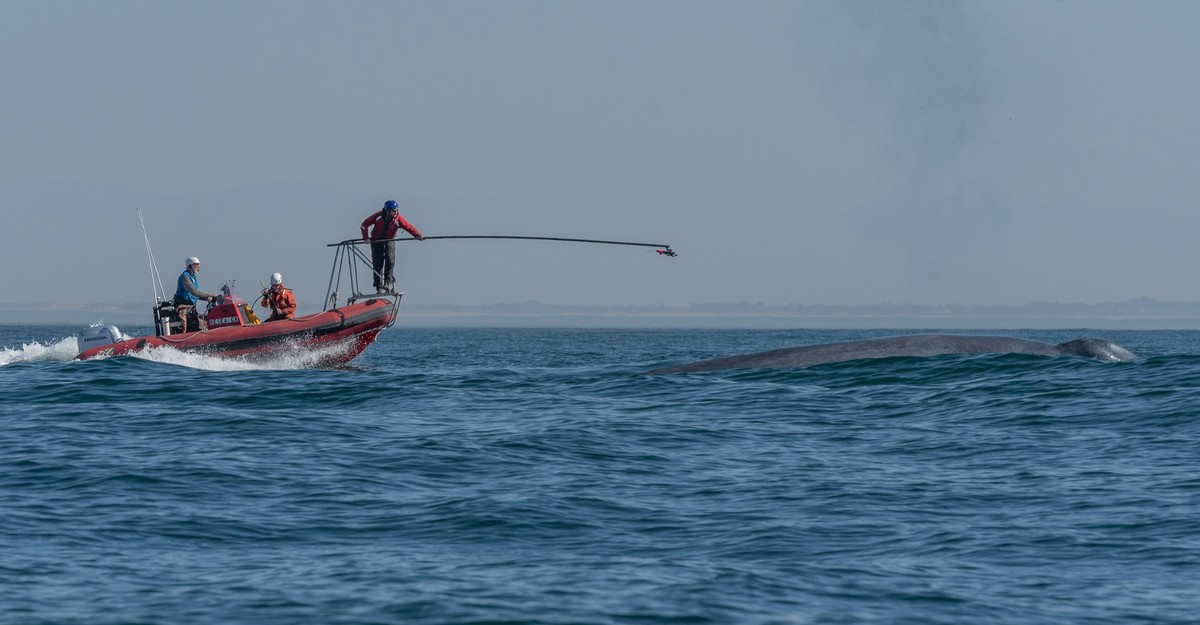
[137,209,167,303]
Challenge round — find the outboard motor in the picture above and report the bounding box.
[77,325,122,354]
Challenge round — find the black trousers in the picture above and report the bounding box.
[370,240,396,289]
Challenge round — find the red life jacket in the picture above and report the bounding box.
[361,211,422,240]
[260,286,297,320]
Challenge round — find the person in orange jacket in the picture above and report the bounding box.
[260,273,297,322]
[360,199,423,294]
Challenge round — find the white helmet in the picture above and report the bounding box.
[270,272,283,285]
[186,256,200,267]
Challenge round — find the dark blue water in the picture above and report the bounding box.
[3,326,1199,624]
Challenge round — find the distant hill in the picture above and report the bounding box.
[7,298,1199,329]
[392,298,1200,329]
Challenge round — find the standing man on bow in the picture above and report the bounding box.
[360,199,423,294]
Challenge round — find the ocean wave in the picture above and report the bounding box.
[3,327,1200,624]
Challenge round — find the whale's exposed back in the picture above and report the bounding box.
[643,334,1137,374]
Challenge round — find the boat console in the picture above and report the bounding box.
[154,282,255,337]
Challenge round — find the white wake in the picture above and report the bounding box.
[2,332,356,371]
[0,336,80,366]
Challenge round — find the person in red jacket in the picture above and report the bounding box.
[360,200,423,294]
[260,272,297,322]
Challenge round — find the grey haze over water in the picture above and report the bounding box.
[2,1,1198,316]
[5,299,1200,331]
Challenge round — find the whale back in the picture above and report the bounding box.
[1055,338,1137,362]
[644,334,1137,374]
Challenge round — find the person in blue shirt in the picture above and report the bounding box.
[173,256,216,332]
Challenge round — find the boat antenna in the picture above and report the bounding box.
[329,235,677,257]
[136,209,168,303]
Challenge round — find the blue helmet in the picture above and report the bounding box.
[383,200,398,211]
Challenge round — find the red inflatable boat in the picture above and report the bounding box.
[76,294,400,365]
[75,240,402,365]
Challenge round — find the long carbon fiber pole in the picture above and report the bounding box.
[328,235,676,256]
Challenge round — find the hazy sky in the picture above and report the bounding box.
[3,1,1198,313]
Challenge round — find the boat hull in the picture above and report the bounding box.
[76,298,397,365]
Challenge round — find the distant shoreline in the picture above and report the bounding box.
[5,299,1200,329]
